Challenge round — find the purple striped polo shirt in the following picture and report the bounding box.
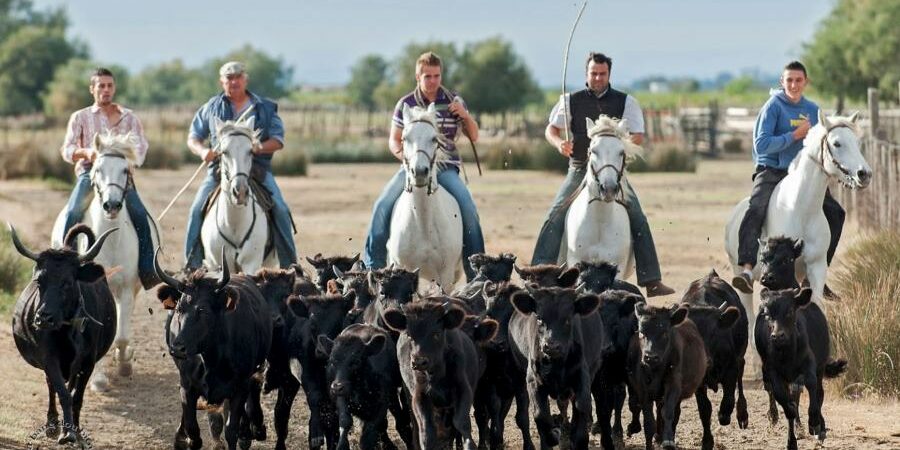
[392,88,467,159]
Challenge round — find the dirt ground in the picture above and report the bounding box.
[1,160,898,449]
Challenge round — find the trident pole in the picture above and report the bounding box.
[156,103,257,222]
[562,0,588,142]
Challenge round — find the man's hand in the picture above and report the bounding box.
[201,148,218,162]
[74,147,96,163]
[448,100,469,121]
[557,140,574,157]
[792,118,811,140]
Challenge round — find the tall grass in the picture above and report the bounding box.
[830,230,900,398]
[629,145,697,173]
[0,227,31,316]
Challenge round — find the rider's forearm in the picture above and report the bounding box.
[389,137,404,162]
[545,125,564,148]
[187,137,208,158]
[460,115,479,143]
[254,138,283,156]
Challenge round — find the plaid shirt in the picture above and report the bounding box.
[61,104,149,174]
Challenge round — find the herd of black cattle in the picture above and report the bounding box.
[9,224,847,450]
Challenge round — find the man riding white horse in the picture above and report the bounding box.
[731,61,851,294]
[532,52,675,298]
[57,67,158,289]
[363,51,485,281]
[184,61,297,271]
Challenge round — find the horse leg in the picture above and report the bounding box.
[114,289,136,378]
[804,259,828,312]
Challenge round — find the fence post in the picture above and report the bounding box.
[868,87,884,140]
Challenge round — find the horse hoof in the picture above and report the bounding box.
[661,439,676,450]
[90,373,110,392]
[118,361,133,377]
[252,424,267,441]
[626,422,641,437]
[57,430,77,445]
[719,413,732,426]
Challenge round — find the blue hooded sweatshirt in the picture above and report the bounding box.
[752,89,820,169]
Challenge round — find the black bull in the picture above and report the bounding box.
[10,224,118,445]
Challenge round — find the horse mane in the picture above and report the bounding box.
[586,115,644,161]
[791,114,861,173]
[217,119,261,143]
[96,131,139,163]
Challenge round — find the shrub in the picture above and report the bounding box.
[722,136,744,154]
[271,146,309,176]
[482,138,567,173]
[0,227,31,316]
[629,145,697,173]
[0,141,75,183]
[830,230,900,398]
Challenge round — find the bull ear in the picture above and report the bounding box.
[792,240,804,258]
[287,295,309,318]
[350,253,360,264]
[620,294,642,317]
[513,265,525,279]
[718,306,741,329]
[574,294,600,316]
[382,308,407,332]
[223,286,240,312]
[443,305,466,330]
[511,291,536,315]
[482,280,497,298]
[365,334,387,356]
[634,301,648,317]
[670,306,688,325]
[708,268,719,278]
[557,267,580,287]
[794,288,812,308]
[474,318,499,344]
[316,335,334,358]
[306,254,322,267]
[76,262,106,283]
[157,285,180,310]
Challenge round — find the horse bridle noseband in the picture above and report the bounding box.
[587,132,627,204]
[218,130,255,187]
[91,153,131,200]
[402,119,447,195]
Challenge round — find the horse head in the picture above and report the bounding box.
[214,116,259,206]
[585,115,641,203]
[804,110,872,189]
[400,103,446,194]
[91,131,139,219]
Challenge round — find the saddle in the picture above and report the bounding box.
[200,162,283,256]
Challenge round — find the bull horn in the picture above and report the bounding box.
[7,223,38,261]
[559,262,568,271]
[332,265,345,279]
[154,247,183,290]
[718,301,729,312]
[79,227,119,262]
[216,247,230,291]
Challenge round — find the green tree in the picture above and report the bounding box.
[42,59,131,120]
[374,41,459,110]
[0,26,77,115]
[722,75,757,95]
[454,36,541,113]
[124,59,208,107]
[0,0,68,42]
[347,54,388,111]
[202,44,294,99]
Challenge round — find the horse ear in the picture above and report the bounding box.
[848,111,860,124]
[92,132,102,152]
[817,109,831,129]
[792,240,804,258]
[402,103,413,124]
[617,118,629,134]
[214,117,226,135]
[585,117,596,132]
[426,102,437,115]
[243,115,256,131]
[758,238,767,249]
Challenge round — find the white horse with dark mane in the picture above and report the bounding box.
[560,115,642,278]
[200,117,275,274]
[51,131,161,391]
[386,103,463,289]
[725,110,871,368]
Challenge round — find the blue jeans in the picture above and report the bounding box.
[530,165,662,286]
[184,162,297,269]
[363,166,485,281]
[63,171,158,288]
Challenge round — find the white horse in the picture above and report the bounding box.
[386,103,463,289]
[560,116,641,279]
[725,110,872,372]
[51,131,161,392]
[200,117,275,274]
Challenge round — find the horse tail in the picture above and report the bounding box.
[64,224,96,250]
[824,358,848,378]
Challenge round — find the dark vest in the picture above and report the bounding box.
[569,86,627,163]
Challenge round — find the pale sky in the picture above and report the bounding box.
[34,0,834,87]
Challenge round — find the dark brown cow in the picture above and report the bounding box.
[10,224,117,445]
[628,303,711,450]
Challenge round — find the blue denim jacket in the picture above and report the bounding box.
[188,91,284,163]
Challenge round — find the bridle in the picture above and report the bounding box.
[402,119,447,195]
[218,129,255,189]
[810,123,854,178]
[587,131,627,204]
[215,128,259,252]
[91,153,131,201]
